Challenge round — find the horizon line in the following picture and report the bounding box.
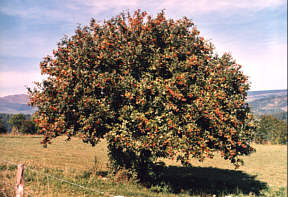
[0,89,287,98]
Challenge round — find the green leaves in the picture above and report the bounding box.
[255,115,287,144]
[29,10,256,174]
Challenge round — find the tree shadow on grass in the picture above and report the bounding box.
[159,166,268,196]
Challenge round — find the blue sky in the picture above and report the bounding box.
[0,0,287,96]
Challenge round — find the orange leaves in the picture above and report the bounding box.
[175,75,187,87]
[215,107,220,115]
[239,86,244,93]
[49,106,57,111]
[188,55,198,67]
[125,92,133,100]
[165,85,186,103]
[188,92,194,98]
[241,144,247,149]
[230,150,236,156]
[214,107,224,121]
[28,10,256,171]
[181,97,187,102]
[205,56,211,61]
[192,26,200,35]
[166,87,175,97]
[168,119,175,129]
[123,69,130,75]
[96,119,101,125]
[135,96,145,105]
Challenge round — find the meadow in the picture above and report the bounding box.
[0,135,287,196]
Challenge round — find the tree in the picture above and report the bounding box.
[0,118,7,134]
[8,114,26,134]
[19,120,37,134]
[28,10,256,179]
[0,113,13,132]
[255,115,287,144]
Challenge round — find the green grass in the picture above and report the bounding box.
[0,135,287,196]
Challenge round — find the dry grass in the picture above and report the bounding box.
[161,144,287,187]
[0,135,287,196]
[0,135,108,173]
[0,135,110,197]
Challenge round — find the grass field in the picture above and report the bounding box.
[0,135,287,196]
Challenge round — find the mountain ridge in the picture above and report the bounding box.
[0,94,35,114]
[0,94,29,104]
[0,90,286,115]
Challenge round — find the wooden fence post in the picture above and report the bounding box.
[15,164,24,197]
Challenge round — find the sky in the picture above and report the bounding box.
[0,0,287,97]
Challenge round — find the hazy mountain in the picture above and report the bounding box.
[0,90,286,115]
[247,90,287,115]
[0,94,29,104]
[0,94,36,114]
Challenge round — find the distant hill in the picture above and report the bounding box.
[0,94,29,104]
[247,89,286,96]
[247,89,287,116]
[0,94,36,114]
[0,90,286,116]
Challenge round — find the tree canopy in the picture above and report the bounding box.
[8,114,26,132]
[28,10,256,178]
[255,115,287,144]
[19,120,37,134]
[0,118,7,134]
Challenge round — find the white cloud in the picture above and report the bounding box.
[75,0,140,8]
[73,0,286,18]
[77,0,285,10]
[0,71,45,96]
[0,4,82,23]
[0,36,56,59]
[1,0,285,23]
[214,40,287,91]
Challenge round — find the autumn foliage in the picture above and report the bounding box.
[28,10,256,178]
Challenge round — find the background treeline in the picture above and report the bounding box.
[0,113,36,134]
[269,112,287,122]
[0,113,287,144]
[254,115,287,145]
[254,111,287,122]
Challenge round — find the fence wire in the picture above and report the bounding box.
[0,159,115,197]
[0,177,33,197]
